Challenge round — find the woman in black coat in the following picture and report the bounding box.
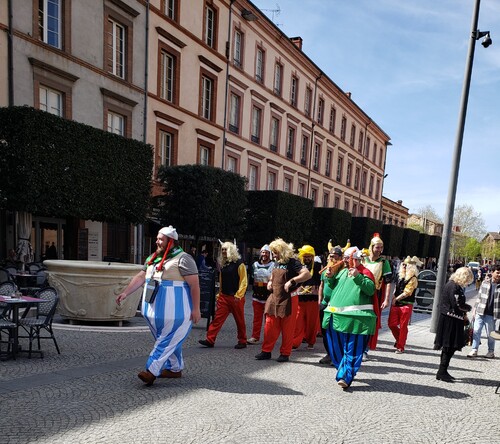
[434,266,473,382]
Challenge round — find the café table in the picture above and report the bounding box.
[0,295,43,359]
[11,272,40,295]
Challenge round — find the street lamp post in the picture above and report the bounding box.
[431,0,491,332]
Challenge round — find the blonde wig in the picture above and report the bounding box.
[269,238,295,264]
[399,263,418,281]
[450,266,474,288]
[219,241,241,266]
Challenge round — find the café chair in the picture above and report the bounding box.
[0,318,16,360]
[18,286,61,358]
[27,263,42,274]
[0,281,17,319]
[0,267,12,284]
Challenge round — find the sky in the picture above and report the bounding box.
[254,0,500,234]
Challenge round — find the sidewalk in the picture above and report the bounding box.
[0,290,498,444]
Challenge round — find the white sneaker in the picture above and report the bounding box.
[247,337,259,344]
[467,349,478,358]
[337,379,348,388]
[485,351,495,359]
[362,352,369,361]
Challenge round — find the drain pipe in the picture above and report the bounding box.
[7,0,14,105]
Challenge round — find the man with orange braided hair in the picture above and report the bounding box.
[116,226,201,386]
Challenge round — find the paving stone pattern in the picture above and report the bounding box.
[0,286,498,443]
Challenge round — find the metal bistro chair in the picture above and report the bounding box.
[0,281,17,359]
[18,286,61,358]
[0,267,12,284]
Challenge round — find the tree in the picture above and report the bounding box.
[460,237,482,263]
[453,204,487,241]
[407,223,424,234]
[156,164,247,241]
[416,205,442,223]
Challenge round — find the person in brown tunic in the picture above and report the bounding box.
[255,238,311,362]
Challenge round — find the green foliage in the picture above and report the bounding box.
[407,223,424,234]
[428,235,441,258]
[309,207,352,255]
[401,228,420,257]
[156,164,247,240]
[462,237,482,261]
[350,217,383,250]
[418,233,430,258]
[245,191,313,248]
[381,224,404,257]
[0,106,153,223]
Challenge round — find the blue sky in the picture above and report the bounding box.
[254,0,500,233]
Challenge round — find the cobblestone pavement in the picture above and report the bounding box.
[0,286,498,444]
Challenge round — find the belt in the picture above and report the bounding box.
[324,304,373,313]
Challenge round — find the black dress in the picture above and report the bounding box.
[434,280,468,351]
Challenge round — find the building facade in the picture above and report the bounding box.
[407,214,443,236]
[381,197,408,228]
[1,0,391,263]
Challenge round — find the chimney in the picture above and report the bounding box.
[345,92,351,98]
[397,200,402,205]
[290,36,303,50]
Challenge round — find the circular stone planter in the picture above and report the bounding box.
[44,260,144,326]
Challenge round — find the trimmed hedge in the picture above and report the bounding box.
[418,233,430,258]
[245,190,313,249]
[309,207,352,255]
[428,235,442,258]
[382,224,404,257]
[157,164,247,240]
[350,217,383,250]
[0,106,153,223]
[401,228,420,257]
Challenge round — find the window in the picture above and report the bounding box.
[106,18,126,78]
[204,4,217,49]
[229,93,241,134]
[317,98,324,125]
[300,135,308,166]
[367,208,372,218]
[227,156,237,173]
[270,117,279,152]
[334,196,340,209]
[372,143,377,163]
[322,192,329,207]
[354,167,360,190]
[298,182,305,197]
[159,48,178,103]
[233,29,243,68]
[200,146,210,165]
[369,174,374,197]
[374,210,378,220]
[38,0,61,48]
[329,106,336,133]
[344,199,350,212]
[286,127,295,159]
[255,47,265,83]
[360,205,365,217]
[352,203,357,216]
[251,106,262,144]
[336,157,343,182]
[247,165,258,190]
[200,71,216,121]
[274,63,282,96]
[379,147,383,167]
[267,171,276,190]
[284,177,292,193]
[325,150,332,177]
[107,111,125,136]
[159,129,174,170]
[350,124,356,148]
[39,86,63,116]
[313,143,320,171]
[346,162,352,187]
[305,87,312,117]
[376,178,381,200]
[162,0,178,21]
[358,130,364,152]
[290,76,298,107]
[365,137,371,158]
[311,188,317,205]
[361,170,367,194]
[340,116,347,141]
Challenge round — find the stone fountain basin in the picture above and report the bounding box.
[44,260,143,325]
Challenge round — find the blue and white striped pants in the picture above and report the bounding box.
[142,280,193,376]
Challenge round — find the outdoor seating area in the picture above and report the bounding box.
[0,282,60,360]
[0,262,49,295]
